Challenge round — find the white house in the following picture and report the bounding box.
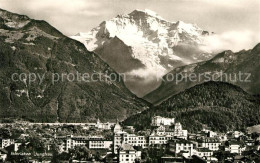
[96,119,115,130]
[113,122,148,153]
[153,123,188,139]
[118,144,139,163]
[225,142,245,154]
[0,138,15,148]
[233,131,244,138]
[195,148,214,158]
[88,137,112,149]
[197,138,221,151]
[151,116,175,126]
[123,134,148,148]
[168,139,195,157]
[149,134,171,145]
[58,135,88,152]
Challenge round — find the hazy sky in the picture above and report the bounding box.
[0,0,259,50]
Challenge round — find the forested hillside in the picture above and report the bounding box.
[124,81,260,132]
[0,8,149,123]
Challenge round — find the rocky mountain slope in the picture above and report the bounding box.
[144,43,260,104]
[71,9,212,96]
[124,81,260,132]
[0,8,149,123]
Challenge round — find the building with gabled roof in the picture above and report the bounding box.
[118,144,139,163]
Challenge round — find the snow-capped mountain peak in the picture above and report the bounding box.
[72,9,206,52]
[71,9,212,96]
[130,9,167,21]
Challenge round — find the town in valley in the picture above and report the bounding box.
[0,116,259,162]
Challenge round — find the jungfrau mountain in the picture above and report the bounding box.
[71,9,213,96]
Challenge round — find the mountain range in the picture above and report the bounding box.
[0,8,149,123]
[71,9,213,96]
[0,8,259,132]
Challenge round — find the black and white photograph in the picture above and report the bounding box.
[0,0,259,162]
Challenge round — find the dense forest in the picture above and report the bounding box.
[124,81,260,133]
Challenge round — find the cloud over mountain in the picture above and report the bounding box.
[201,30,260,52]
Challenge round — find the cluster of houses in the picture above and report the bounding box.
[0,116,260,162]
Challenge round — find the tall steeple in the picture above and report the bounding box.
[114,118,122,133]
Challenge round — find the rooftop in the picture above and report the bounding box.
[197,148,212,152]
[120,144,135,151]
[169,139,193,144]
